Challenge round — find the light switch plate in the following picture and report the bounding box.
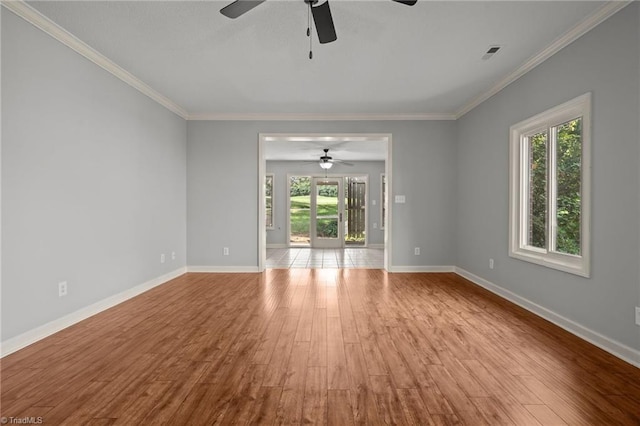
[394,195,406,204]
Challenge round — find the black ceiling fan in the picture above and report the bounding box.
[220,0,417,48]
[304,148,354,169]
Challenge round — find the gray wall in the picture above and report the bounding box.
[266,160,385,246]
[1,11,187,340]
[3,0,638,359]
[456,4,640,351]
[187,120,457,268]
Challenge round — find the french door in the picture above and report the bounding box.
[311,177,344,248]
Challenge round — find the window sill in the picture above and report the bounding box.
[509,248,590,278]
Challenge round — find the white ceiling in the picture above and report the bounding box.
[27,0,610,119]
[17,0,621,161]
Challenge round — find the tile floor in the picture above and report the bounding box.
[266,247,384,269]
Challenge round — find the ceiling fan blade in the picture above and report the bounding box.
[311,1,337,44]
[392,0,418,5]
[333,160,354,166]
[220,0,266,19]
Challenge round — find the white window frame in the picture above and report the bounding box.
[265,173,274,230]
[509,93,591,277]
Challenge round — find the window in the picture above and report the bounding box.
[265,174,274,229]
[380,173,386,230]
[509,93,591,277]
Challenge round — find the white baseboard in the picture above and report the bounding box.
[266,244,288,249]
[454,267,640,368]
[187,266,261,273]
[390,265,455,273]
[4,264,636,369]
[1,267,187,358]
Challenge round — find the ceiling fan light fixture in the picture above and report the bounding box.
[319,161,333,169]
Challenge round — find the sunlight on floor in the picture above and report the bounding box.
[266,248,384,269]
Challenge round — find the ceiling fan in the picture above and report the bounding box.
[306,148,354,169]
[220,0,417,57]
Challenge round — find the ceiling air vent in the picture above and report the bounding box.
[482,46,501,60]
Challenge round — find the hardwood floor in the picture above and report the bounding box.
[2,270,639,425]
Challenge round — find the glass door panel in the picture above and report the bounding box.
[312,177,344,248]
[289,176,311,246]
[345,176,366,246]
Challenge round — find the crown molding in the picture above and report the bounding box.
[3,0,629,123]
[455,0,633,119]
[1,0,189,119]
[187,112,457,121]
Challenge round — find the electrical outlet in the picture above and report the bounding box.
[372,199,377,206]
[414,247,420,256]
[58,281,68,297]
[171,251,176,261]
[223,247,230,256]
[160,253,166,264]
[489,258,494,269]
[636,307,640,326]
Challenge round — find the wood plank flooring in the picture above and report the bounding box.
[2,270,640,425]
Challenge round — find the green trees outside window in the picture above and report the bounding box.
[555,119,582,255]
[527,119,582,256]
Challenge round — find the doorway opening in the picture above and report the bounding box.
[287,175,368,249]
[259,134,392,271]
